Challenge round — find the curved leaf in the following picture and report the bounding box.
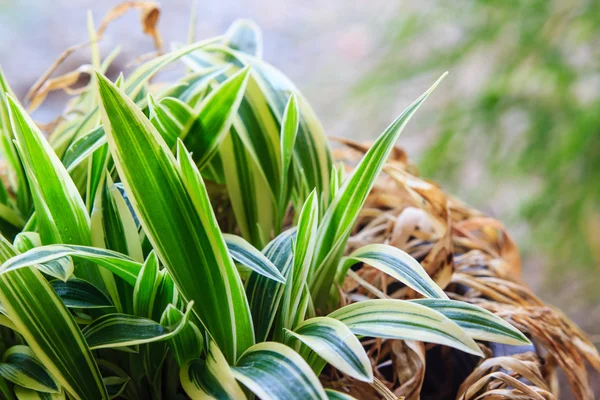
[287,317,372,382]
[329,299,483,356]
[232,342,327,400]
[82,304,192,350]
[0,245,142,286]
[338,244,448,299]
[411,299,530,346]
[0,346,59,393]
[50,278,113,309]
[180,340,245,400]
[224,233,285,283]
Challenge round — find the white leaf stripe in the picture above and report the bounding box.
[224,234,285,283]
[310,74,448,309]
[0,245,142,285]
[0,346,59,393]
[0,238,108,399]
[50,278,113,308]
[246,228,295,342]
[411,299,530,345]
[96,71,254,362]
[340,244,448,300]
[288,317,372,382]
[232,342,327,400]
[329,299,483,357]
[82,303,191,350]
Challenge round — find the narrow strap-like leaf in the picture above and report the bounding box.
[50,278,113,309]
[160,306,203,367]
[329,299,483,356]
[0,237,108,399]
[287,316,373,382]
[325,389,358,400]
[180,340,246,400]
[232,342,327,400]
[224,233,285,283]
[411,299,530,345]
[82,303,191,350]
[133,251,159,318]
[0,244,142,286]
[0,346,59,393]
[246,229,296,342]
[96,71,254,363]
[338,244,448,299]
[310,74,447,310]
[223,19,263,58]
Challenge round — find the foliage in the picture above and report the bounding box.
[356,0,600,295]
[0,14,529,400]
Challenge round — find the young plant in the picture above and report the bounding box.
[0,16,529,400]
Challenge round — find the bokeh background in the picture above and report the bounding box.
[0,0,598,338]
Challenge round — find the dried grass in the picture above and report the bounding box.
[332,139,600,399]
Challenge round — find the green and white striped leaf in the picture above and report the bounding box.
[160,305,203,366]
[6,95,107,290]
[411,299,530,346]
[13,233,74,282]
[149,96,193,148]
[278,190,318,336]
[232,342,327,400]
[133,251,159,318]
[0,236,108,399]
[287,317,372,382]
[0,245,142,286]
[82,303,191,350]
[182,66,251,168]
[329,299,483,356]
[0,346,59,393]
[61,126,105,172]
[0,68,31,216]
[338,244,448,299]
[96,71,253,363]
[310,74,448,309]
[50,278,113,309]
[277,94,299,228]
[325,389,358,400]
[246,228,296,342]
[180,340,246,400]
[224,233,285,283]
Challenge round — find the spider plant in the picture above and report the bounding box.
[0,17,529,400]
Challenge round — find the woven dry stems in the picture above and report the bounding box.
[327,139,600,400]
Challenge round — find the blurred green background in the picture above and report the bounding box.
[0,0,598,334]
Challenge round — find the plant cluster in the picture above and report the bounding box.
[0,18,528,399]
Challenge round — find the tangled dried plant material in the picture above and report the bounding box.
[336,141,600,399]
[25,1,162,113]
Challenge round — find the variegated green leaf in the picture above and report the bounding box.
[82,303,191,350]
[224,233,285,283]
[96,71,253,362]
[0,236,108,399]
[61,126,105,172]
[338,244,448,300]
[6,95,107,290]
[0,245,142,286]
[160,305,203,366]
[277,93,299,228]
[246,228,296,342]
[232,342,327,400]
[277,190,318,338]
[310,74,448,310]
[13,233,74,282]
[287,316,372,382]
[411,299,530,346]
[50,278,113,308]
[133,251,159,318]
[329,299,483,356]
[0,346,59,393]
[180,340,246,400]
